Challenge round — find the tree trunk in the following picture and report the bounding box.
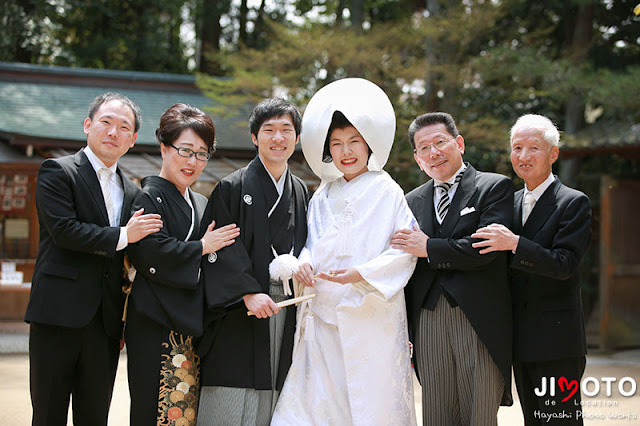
[198,0,229,75]
[564,3,593,135]
[351,0,364,33]
[239,0,248,46]
[336,0,346,26]
[561,3,593,187]
[423,0,442,111]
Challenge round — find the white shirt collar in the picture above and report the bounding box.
[259,156,288,197]
[435,163,466,187]
[84,146,117,175]
[524,173,555,202]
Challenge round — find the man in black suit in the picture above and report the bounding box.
[392,112,513,425]
[25,92,163,426]
[472,114,591,425]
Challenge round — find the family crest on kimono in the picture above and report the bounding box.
[125,103,239,426]
[272,78,418,426]
[196,98,309,426]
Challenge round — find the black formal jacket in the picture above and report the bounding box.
[198,157,309,391]
[511,177,591,363]
[405,163,514,405]
[126,176,208,337]
[25,150,139,340]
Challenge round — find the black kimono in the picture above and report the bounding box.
[125,176,207,426]
[197,157,309,394]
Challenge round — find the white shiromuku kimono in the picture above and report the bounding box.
[272,170,418,426]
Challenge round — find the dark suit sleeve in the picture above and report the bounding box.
[127,191,203,290]
[200,181,262,308]
[36,159,119,257]
[512,193,591,280]
[427,176,514,271]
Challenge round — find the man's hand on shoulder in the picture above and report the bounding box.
[391,224,429,257]
[125,208,163,243]
[471,223,519,254]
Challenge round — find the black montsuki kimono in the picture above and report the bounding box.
[125,176,208,426]
[198,156,309,391]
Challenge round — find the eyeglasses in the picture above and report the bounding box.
[169,144,211,161]
[414,138,453,156]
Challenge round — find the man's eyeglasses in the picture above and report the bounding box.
[169,144,211,161]
[414,138,453,156]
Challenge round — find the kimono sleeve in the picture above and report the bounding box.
[354,183,418,301]
[127,191,202,289]
[200,180,262,309]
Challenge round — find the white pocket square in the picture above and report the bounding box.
[460,206,476,216]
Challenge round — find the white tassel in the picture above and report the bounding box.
[336,204,354,258]
[268,246,299,296]
[304,311,315,342]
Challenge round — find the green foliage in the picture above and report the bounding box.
[52,0,190,72]
[197,0,640,189]
[0,0,57,63]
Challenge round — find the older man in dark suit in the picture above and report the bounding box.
[392,112,513,426]
[473,114,591,425]
[25,93,163,426]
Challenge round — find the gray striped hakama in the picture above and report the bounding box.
[197,280,288,426]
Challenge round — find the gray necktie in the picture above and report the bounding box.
[98,168,115,226]
[522,192,536,224]
[436,172,463,223]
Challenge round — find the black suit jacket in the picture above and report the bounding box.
[511,177,591,362]
[405,163,513,404]
[25,150,139,340]
[127,176,208,337]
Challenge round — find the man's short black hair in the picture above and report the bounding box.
[249,98,302,138]
[407,112,459,150]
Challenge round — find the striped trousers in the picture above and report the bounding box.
[415,295,504,426]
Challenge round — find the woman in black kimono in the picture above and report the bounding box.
[125,103,240,426]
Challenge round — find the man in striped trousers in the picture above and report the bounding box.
[392,112,514,425]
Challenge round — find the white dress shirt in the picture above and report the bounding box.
[84,146,128,251]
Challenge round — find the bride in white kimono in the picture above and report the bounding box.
[272,78,418,426]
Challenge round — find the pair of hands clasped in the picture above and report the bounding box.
[294,264,364,288]
[246,263,365,319]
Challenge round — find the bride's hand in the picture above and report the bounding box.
[295,263,315,287]
[316,268,363,285]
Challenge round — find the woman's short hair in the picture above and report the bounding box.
[155,103,216,152]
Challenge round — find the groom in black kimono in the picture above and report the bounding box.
[197,98,309,425]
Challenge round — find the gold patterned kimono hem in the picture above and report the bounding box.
[158,331,201,425]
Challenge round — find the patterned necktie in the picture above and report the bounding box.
[522,192,536,224]
[98,168,115,226]
[436,172,463,223]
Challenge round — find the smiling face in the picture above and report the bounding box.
[83,99,138,167]
[159,128,209,195]
[252,114,299,177]
[328,125,370,181]
[413,122,465,182]
[510,126,559,190]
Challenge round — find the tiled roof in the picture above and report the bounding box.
[0,62,257,151]
[563,121,640,151]
[0,81,254,150]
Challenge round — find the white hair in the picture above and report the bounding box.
[510,114,560,147]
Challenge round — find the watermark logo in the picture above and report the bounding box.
[535,376,637,402]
